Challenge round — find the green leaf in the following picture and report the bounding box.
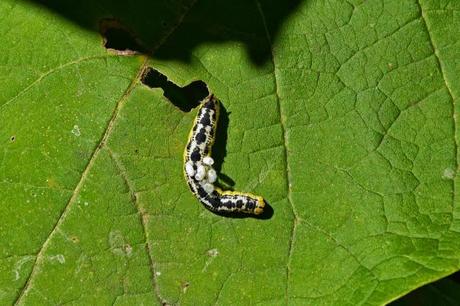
[1,0,459,305]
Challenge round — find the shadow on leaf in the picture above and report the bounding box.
[390,271,460,305]
[23,0,302,65]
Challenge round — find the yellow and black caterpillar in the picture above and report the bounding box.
[184,94,265,215]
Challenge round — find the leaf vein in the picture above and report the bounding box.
[106,147,169,305]
[417,0,458,228]
[254,1,298,304]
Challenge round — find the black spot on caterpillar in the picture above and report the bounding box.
[184,94,265,215]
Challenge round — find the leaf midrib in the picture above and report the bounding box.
[253,1,299,304]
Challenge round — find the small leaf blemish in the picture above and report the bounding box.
[49,254,66,264]
[207,248,219,257]
[442,167,455,180]
[181,281,190,294]
[71,125,81,137]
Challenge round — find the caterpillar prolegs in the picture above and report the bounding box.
[184,95,265,215]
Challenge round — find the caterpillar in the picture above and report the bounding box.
[184,94,265,215]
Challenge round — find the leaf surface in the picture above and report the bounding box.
[1,0,459,305]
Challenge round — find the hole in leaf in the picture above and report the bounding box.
[141,67,209,112]
[10,135,15,142]
[99,19,145,55]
